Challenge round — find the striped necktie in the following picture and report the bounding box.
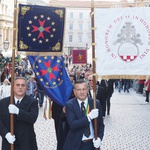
[81,102,91,137]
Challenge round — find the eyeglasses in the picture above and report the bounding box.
[88,80,93,81]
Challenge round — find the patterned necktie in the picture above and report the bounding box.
[81,102,91,137]
[81,102,85,115]
[16,100,20,107]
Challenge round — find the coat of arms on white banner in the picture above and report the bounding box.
[113,22,143,62]
[95,7,150,78]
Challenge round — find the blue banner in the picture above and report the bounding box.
[28,56,73,106]
[18,4,65,54]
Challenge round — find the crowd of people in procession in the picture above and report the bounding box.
[0,54,150,150]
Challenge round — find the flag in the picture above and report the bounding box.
[18,4,65,56]
[95,7,150,79]
[28,56,73,106]
[72,50,87,64]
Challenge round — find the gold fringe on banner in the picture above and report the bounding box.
[98,75,150,80]
[25,52,63,56]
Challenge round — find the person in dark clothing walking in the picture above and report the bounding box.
[106,79,114,115]
[100,79,114,115]
[36,81,45,107]
[0,77,38,150]
[145,79,150,102]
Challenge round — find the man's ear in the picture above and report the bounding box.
[73,89,76,96]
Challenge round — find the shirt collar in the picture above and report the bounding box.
[14,97,23,104]
[77,98,88,107]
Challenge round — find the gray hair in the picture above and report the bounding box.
[15,77,28,85]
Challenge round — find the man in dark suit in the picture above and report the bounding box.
[0,77,38,150]
[63,80,104,150]
[74,69,84,81]
[100,79,114,115]
[56,74,75,150]
[96,85,106,118]
[106,79,114,115]
[52,74,75,142]
[87,75,106,118]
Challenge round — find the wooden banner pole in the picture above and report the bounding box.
[10,0,17,149]
[90,0,98,150]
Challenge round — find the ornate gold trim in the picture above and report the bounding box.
[52,42,61,51]
[19,40,28,49]
[55,9,64,18]
[21,6,30,16]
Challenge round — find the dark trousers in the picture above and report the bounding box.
[37,91,44,106]
[139,84,144,94]
[146,91,150,102]
[79,141,95,150]
[106,96,111,115]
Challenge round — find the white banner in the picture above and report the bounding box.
[95,7,150,78]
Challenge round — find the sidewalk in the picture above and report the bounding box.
[0,89,150,150]
[101,89,150,150]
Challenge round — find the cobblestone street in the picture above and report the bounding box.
[101,89,150,150]
[0,89,150,150]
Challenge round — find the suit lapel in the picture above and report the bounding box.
[73,98,83,119]
[88,98,93,110]
[88,90,92,98]
[19,95,29,109]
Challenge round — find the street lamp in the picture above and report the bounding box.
[3,39,10,52]
[0,39,9,53]
[0,37,10,83]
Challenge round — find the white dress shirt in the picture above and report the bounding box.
[77,98,94,140]
[14,97,23,104]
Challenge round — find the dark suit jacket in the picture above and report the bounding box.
[107,79,115,98]
[52,101,63,140]
[96,86,107,117]
[0,95,38,150]
[52,89,75,140]
[100,79,114,98]
[74,75,84,82]
[56,89,75,149]
[63,97,104,150]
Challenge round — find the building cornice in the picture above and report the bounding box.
[48,0,148,8]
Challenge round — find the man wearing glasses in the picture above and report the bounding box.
[88,75,106,118]
[0,77,38,150]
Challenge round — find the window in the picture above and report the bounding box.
[70,12,73,19]
[69,23,73,30]
[69,35,73,42]
[88,23,91,30]
[79,24,83,30]
[79,12,83,19]
[78,35,82,43]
